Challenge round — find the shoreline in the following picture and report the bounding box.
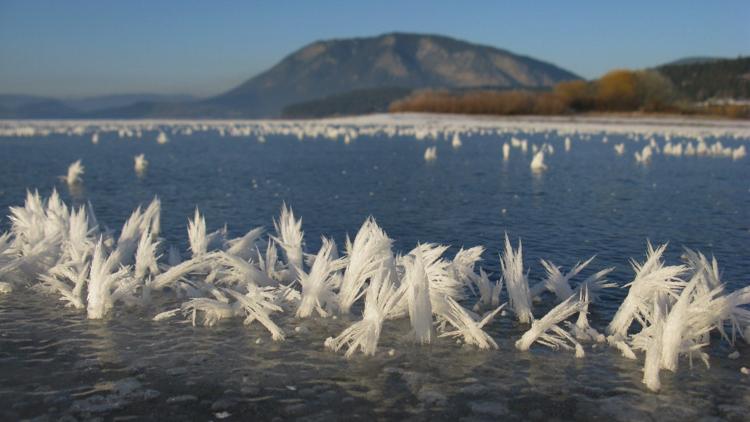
[2,112,750,125]
[1,113,749,140]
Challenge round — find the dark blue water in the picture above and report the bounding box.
[0,121,749,421]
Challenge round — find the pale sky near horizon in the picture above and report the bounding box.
[1,0,748,98]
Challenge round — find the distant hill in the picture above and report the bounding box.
[0,93,196,118]
[2,33,582,119]
[0,95,80,118]
[204,32,581,117]
[64,93,196,112]
[659,57,728,67]
[0,95,55,109]
[656,57,750,101]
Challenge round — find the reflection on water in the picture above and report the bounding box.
[67,183,85,201]
[0,129,749,420]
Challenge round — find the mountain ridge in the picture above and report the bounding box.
[658,56,729,67]
[0,93,197,118]
[656,56,750,101]
[2,32,584,118]
[205,32,582,117]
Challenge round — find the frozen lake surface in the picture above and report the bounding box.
[0,114,749,420]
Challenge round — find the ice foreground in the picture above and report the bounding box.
[1,192,748,389]
[0,114,749,420]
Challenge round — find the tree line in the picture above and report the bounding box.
[389,68,749,118]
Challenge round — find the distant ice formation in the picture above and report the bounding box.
[530,151,547,173]
[0,115,745,170]
[451,132,462,149]
[156,131,169,144]
[424,146,437,161]
[134,154,148,176]
[62,160,84,186]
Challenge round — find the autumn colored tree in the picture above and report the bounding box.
[534,92,567,114]
[554,80,595,111]
[595,70,640,110]
[388,68,745,118]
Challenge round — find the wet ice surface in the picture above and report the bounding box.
[2,290,749,421]
[0,118,749,420]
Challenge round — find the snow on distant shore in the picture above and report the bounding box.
[0,113,748,140]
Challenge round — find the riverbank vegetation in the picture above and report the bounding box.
[389,68,750,119]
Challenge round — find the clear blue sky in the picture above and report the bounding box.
[1,0,748,98]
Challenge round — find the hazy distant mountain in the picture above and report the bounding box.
[0,95,55,109]
[64,94,196,112]
[0,93,196,118]
[656,57,750,101]
[659,57,728,67]
[0,95,80,118]
[203,32,581,117]
[3,33,581,118]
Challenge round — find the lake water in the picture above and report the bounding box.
[0,115,749,421]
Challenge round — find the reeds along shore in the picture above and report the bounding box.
[0,190,748,392]
[389,70,750,119]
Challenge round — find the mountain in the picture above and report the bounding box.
[204,32,582,117]
[0,95,54,109]
[3,33,581,119]
[0,93,197,118]
[659,57,728,67]
[0,95,80,118]
[656,56,750,101]
[64,93,196,112]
